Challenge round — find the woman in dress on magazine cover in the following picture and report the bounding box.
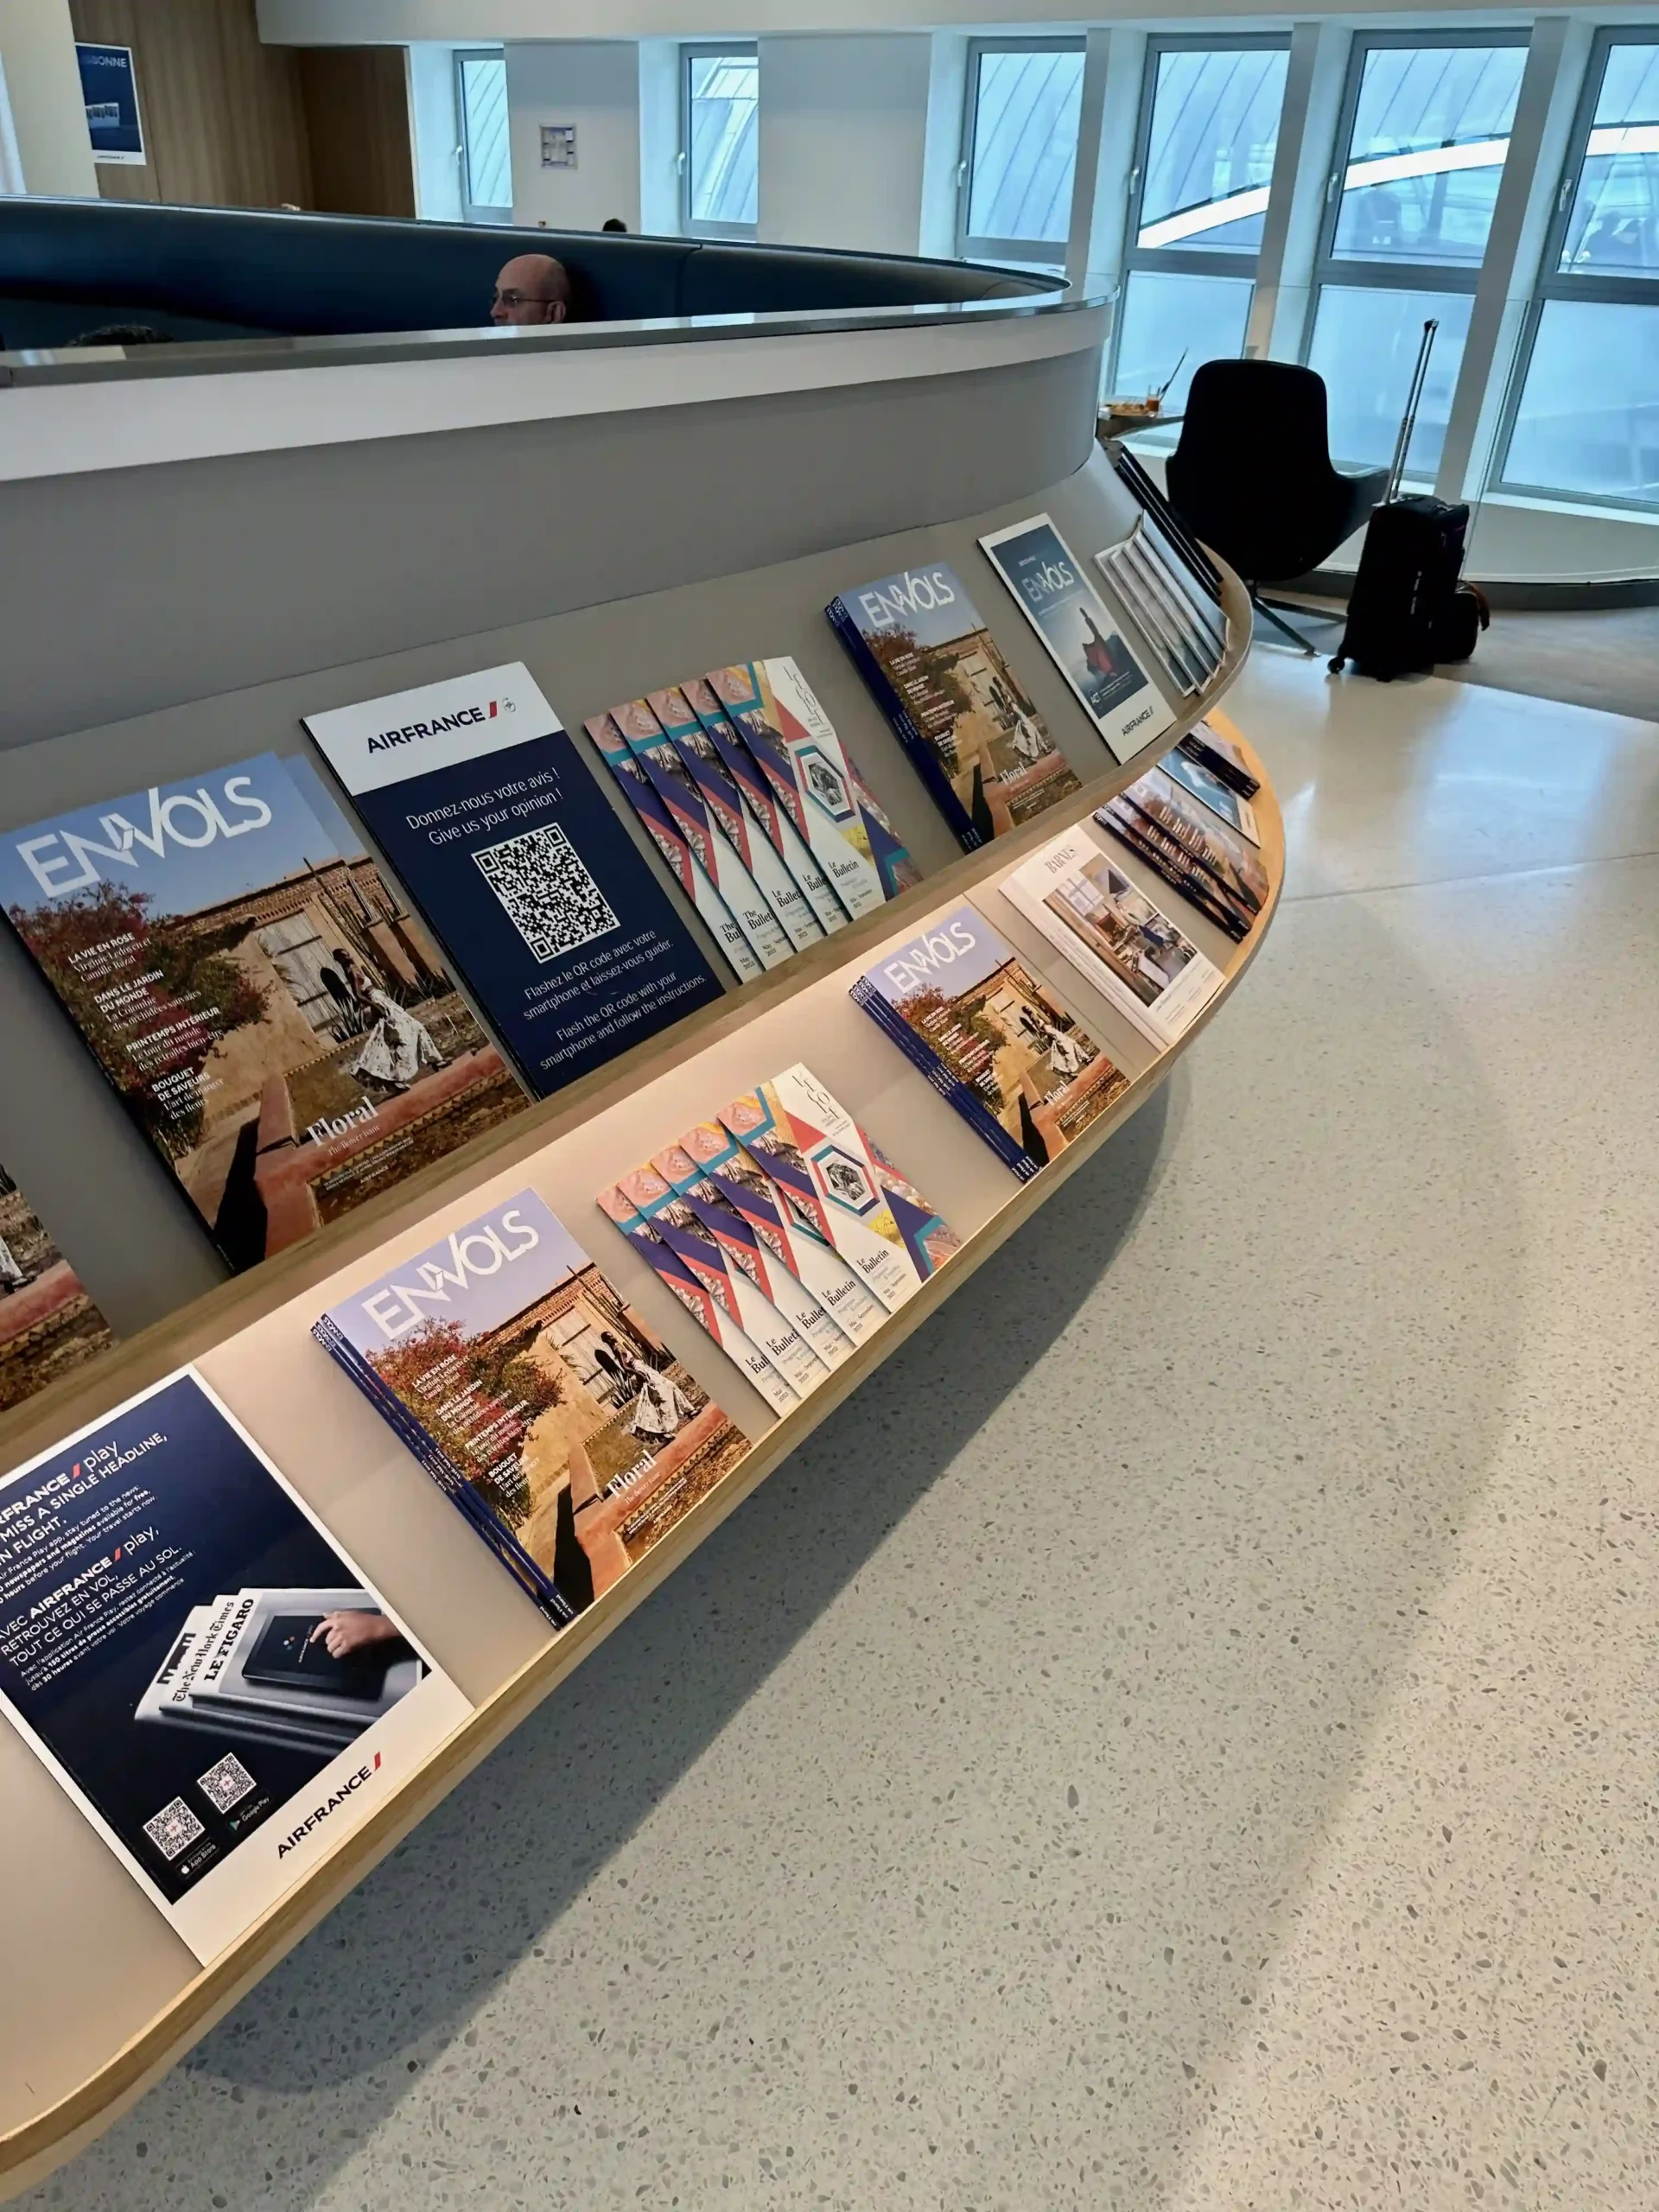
[349,990,446,1092]
[629,1357,692,1443]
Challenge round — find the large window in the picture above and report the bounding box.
[454,49,511,226]
[1110,37,1290,410]
[1306,34,1528,475]
[958,38,1086,270]
[683,46,759,238]
[1498,33,1659,507]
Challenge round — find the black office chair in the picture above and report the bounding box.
[1165,359,1389,654]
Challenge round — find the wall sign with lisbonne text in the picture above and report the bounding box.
[76,42,144,166]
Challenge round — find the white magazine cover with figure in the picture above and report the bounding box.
[1000,827,1225,1050]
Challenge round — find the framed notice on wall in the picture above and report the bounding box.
[75,41,144,166]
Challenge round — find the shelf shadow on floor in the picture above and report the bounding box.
[184,1082,1183,2094]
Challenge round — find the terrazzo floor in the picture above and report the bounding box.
[22,648,1659,2212]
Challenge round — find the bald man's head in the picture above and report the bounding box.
[491,253,572,326]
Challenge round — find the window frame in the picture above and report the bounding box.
[1305,25,1532,311]
[1107,32,1291,403]
[453,47,512,228]
[1491,25,1659,510]
[1300,27,1532,474]
[681,41,760,241]
[1122,31,1293,284]
[957,33,1087,269]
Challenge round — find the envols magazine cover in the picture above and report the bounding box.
[0,753,524,1271]
[826,565,1080,849]
[852,905,1128,1181]
[0,1162,117,1412]
[978,515,1178,764]
[0,1367,467,1963]
[317,1191,749,1619]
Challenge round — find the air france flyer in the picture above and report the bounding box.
[304,664,724,1098]
[0,1368,468,1962]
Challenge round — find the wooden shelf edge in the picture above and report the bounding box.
[0,589,1271,2202]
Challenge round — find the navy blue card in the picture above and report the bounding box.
[304,664,725,1097]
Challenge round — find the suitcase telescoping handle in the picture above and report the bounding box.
[1385,319,1438,504]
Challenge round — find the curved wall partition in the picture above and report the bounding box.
[0,212,1100,753]
[0,197,1055,347]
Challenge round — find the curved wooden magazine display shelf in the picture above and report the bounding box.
[0,571,1274,2202]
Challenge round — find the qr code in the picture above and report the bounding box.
[197,1752,256,1814]
[473,823,620,965]
[143,1796,206,1862]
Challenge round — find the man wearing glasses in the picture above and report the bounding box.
[491,253,573,326]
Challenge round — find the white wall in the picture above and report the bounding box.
[758,33,932,255]
[506,39,640,232]
[0,0,96,195]
[407,41,462,222]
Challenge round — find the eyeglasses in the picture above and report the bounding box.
[492,289,560,308]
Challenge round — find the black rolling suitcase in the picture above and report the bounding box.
[1329,321,1488,681]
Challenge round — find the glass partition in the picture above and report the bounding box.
[1113,271,1255,411]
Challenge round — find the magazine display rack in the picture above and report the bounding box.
[0,543,1274,2199]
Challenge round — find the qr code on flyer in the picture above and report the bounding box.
[197,1752,256,1814]
[143,1796,206,1862]
[474,823,620,965]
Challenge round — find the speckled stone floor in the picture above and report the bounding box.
[22,652,1659,2212]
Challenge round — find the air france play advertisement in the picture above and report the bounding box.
[303,664,723,1098]
[0,1369,468,1963]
